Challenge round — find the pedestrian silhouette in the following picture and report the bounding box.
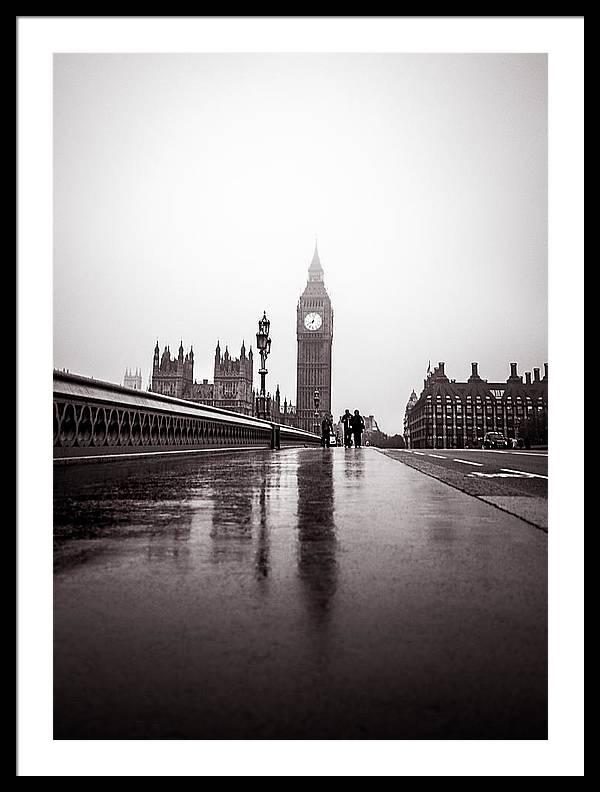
[341,409,353,447]
[350,410,365,448]
[320,414,334,448]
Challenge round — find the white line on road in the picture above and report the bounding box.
[453,458,484,467]
[414,451,426,456]
[428,454,447,459]
[466,449,548,457]
[469,472,530,478]
[500,468,548,480]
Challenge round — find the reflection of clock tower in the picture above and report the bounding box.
[296,242,333,432]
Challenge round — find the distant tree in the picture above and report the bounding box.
[518,413,548,446]
[379,433,406,449]
[364,430,388,447]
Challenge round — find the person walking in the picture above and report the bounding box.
[341,409,353,448]
[320,414,333,448]
[350,410,365,448]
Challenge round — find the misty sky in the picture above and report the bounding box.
[54,53,547,433]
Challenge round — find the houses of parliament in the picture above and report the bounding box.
[129,243,333,429]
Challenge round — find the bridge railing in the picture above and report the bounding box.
[53,370,320,461]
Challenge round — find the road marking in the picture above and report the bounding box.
[469,472,531,478]
[453,458,483,467]
[428,454,447,459]
[414,451,426,456]
[466,449,548,457]
[500,468,548,480]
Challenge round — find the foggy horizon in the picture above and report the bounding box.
[54,53,547,434]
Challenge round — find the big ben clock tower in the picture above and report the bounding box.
[296,242,333,432]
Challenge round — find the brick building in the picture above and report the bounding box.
[406,361,548,449]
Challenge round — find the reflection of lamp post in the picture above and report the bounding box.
[255,311,272,419]
[313,388,320,435]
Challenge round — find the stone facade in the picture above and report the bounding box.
[363,415,386,446]
[209,341,254,415]
[151,339,256,416]
[123,367,142,390]
[151,341,194,399]
[191,378,215,406]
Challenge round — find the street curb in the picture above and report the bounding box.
[376,449,548,534]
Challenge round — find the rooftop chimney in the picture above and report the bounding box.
[471,362,478,377]
[525,372,532,385]
[510,363,518,377]
[438,362,445,375]
[544,363,548,380]
[533,367,540,382]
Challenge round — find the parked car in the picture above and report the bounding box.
[482,432,509,449]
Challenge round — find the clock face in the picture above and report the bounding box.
[304,312,323,331]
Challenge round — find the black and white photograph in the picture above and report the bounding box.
[17,16,584,777]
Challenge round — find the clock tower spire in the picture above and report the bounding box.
[296,242,333,432]
[308,239,324,282]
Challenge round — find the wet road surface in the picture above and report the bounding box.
[54,447,547,739]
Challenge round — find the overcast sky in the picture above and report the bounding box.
[54,53,547,433]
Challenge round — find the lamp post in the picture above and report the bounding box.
[313,388,321,436]
[514,416,521,449]
[255,311,272,419]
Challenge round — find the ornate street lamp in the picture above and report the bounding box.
[256,311,272,419]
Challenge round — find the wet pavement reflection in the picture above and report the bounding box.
[54,447,547,739]
[297,450,337,623]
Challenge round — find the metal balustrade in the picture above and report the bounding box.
[54,371,320,461]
